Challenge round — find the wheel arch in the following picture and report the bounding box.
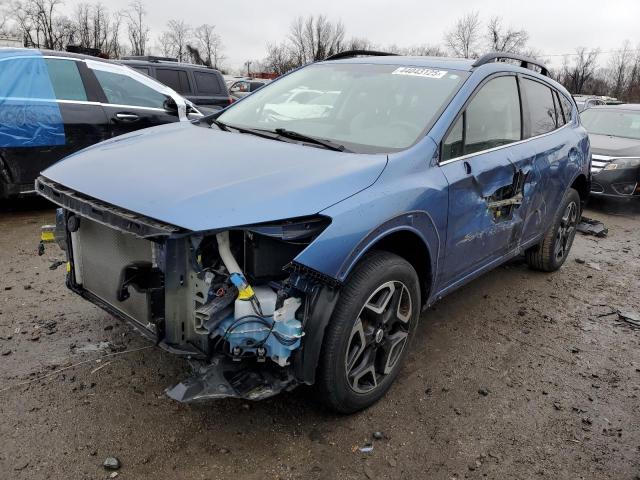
[297,212,439,386]
[570,173,590,207]
[336,211,439,307]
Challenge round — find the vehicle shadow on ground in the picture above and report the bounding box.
[0,197,54,213]
[586,196,640,216]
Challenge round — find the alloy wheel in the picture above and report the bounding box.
[344,281,413,394]
[554,201,578,262]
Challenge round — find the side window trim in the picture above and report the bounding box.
[440,72,522,164]
[519,75,567,138]
[77,59,108,103]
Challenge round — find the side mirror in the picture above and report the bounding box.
[164,97,178,113]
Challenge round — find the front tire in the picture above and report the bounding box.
[526,188,581,272]
[316,251,421,413]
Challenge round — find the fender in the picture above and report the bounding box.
[336,210,441,300]
[295,211,440,385]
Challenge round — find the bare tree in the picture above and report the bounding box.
[627,44,640,101]
[486,16,528,53]
[0,1,11,35]
[402,44,446,56]
[11,0,70,49]
[193,23,224,68]
[607,40,633,98]
[263,41,296,75]
[288,14,345,64]
[444,11,481,58]
[162,19,191,61]
[106,10,124,58]
[125,0,148,56]
[156,30,173,58]
[559,48,601,94]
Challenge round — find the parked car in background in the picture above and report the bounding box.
[37,51,589,413]
[223,74,249,87]
[120,56,231,114]
[573,94,623,112]
[228,79,269,100]
[0,48,200,200]
[581,104,640,199]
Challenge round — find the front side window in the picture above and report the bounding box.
[522,78,557,137]
[44,59,87,101]
[441,76,521,160]
[219,63,468,153]
[580,109,640,140]
[93,69,168,108]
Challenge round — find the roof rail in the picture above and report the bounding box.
[325,50,398,61]
[472,52,549,76]
[121,55,178,63]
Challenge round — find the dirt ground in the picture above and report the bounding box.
[0,197,639,480]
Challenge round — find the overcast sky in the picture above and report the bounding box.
[61,0,640,72]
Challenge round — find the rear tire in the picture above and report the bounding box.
[526,188,581,272]
[316,251,421,414]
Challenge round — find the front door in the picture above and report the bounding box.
[439,75,529,286]
[87,62,180,137]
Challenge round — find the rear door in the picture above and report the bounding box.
[86,61,180,137]
[0,55,107,197]
[439,75,529,286]
[517,77,576,243]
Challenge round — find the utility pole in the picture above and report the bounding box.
[245,60,252,77]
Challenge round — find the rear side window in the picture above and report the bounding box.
[194,72,222,94]
[522,78,558,137]
[44,58,87,101]
[560,95,574,123]
[442,76,521,160]
[553,91,565,127]
[93,69,167,108]
[156,68,191,94]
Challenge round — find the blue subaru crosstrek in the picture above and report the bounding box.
[37,51,590,413]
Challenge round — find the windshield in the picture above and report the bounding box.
[217,63,468,153]
[581,109,640,140]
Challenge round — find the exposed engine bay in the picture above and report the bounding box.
[39,178,338,402]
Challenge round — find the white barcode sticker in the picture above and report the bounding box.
[392,67,448,79]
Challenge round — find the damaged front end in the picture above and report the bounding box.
[37,177,340,403]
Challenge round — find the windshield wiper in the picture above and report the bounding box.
[272,128,349,152]
[208,117,230,131]
[201,115,285,141]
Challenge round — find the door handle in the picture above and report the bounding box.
[115,113,139,121]
[463,161,472,174]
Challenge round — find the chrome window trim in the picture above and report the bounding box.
[0,97,166,113]
[58,99,167,112]
[439,122,571,166]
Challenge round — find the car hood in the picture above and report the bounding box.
[41,122,387,231]
[589,133,640,157]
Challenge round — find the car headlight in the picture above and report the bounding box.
[603,158,640,171]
